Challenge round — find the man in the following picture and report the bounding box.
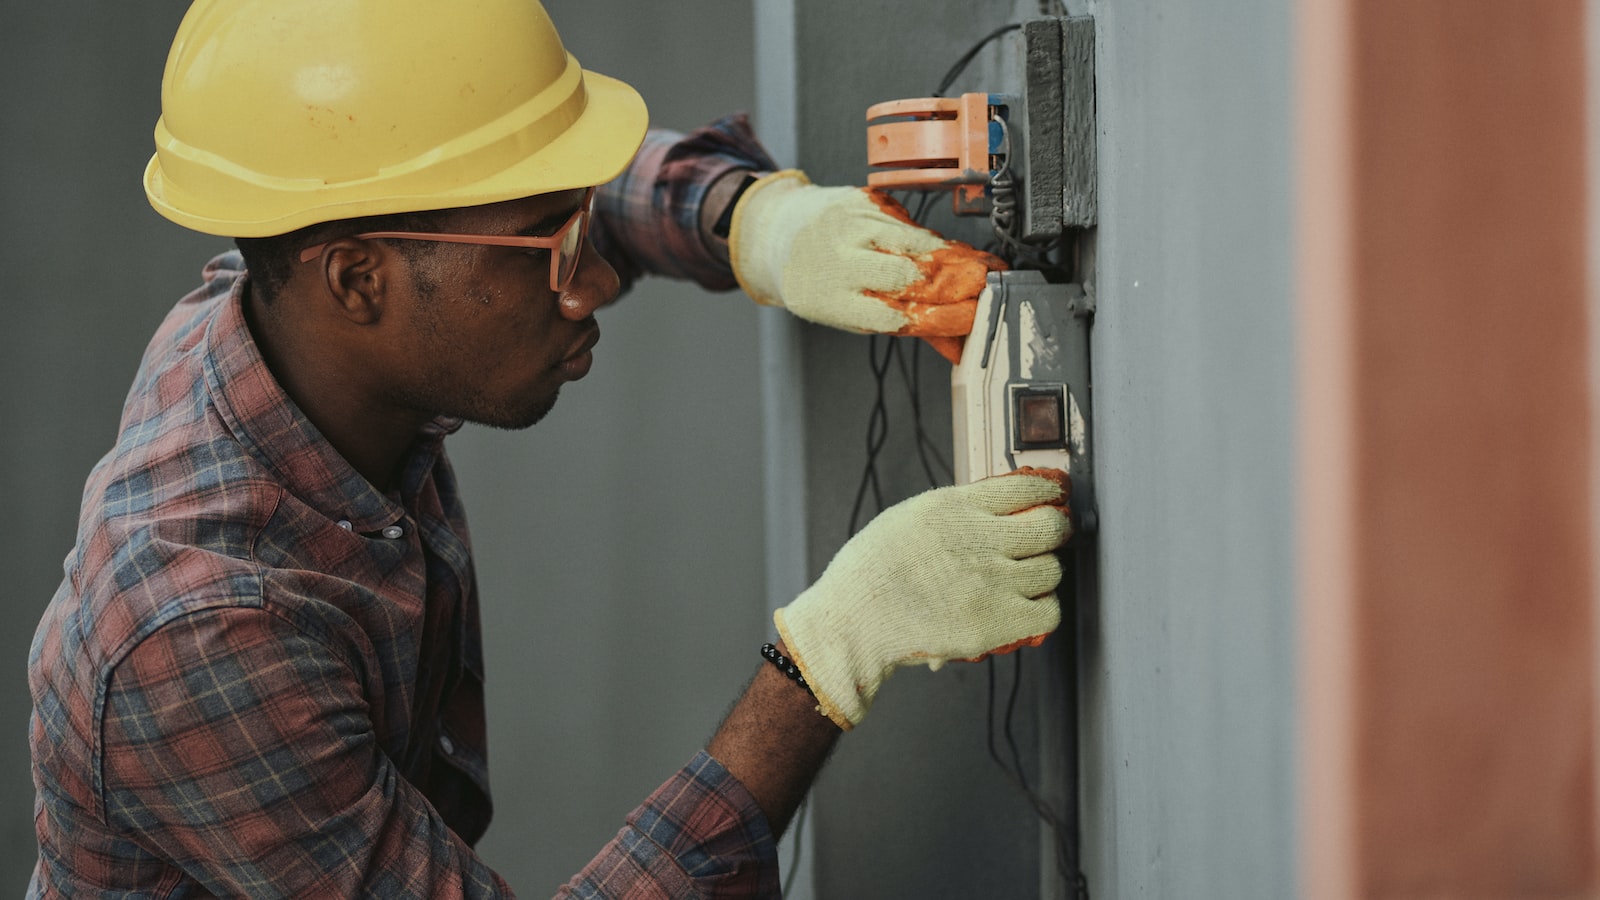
[28,1,1071,896]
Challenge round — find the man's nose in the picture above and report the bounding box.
[558,239,619,320]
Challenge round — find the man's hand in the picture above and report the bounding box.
[775,468,1071,730]
[728,169,1006,363]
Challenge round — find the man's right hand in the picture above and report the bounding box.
[774,469,1071,730]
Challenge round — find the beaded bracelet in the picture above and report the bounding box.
[761,643,815,697]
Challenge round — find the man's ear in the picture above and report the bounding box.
[318,238,393,325]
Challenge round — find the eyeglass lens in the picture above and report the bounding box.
[555,209,587,289]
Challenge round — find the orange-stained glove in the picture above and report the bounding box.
[775,468,1071,730]
[727,169,1006,364]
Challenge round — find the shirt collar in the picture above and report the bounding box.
[201,261,460,532]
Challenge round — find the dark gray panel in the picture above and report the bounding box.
[1060,16,1097,228]
[1022,19,1065,239]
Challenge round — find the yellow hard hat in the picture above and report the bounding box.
[144,0,648,237]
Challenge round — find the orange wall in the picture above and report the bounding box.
[1301,1,1596,896]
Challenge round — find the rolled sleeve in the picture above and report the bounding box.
[591,113,779,294]
[558,752,780,899]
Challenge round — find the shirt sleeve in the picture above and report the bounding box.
[590,113,779,295]
[557,752,781,899]
[98,607,779,899]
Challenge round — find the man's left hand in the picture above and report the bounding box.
[728,169,1006,363]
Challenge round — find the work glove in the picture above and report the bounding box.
[775,468,1071,730]
[728,169,1006,364]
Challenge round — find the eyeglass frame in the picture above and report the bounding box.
[296,187,596,292]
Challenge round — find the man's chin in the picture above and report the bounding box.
[467,389,560,432]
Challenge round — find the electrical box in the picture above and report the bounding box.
[863,16,1098,533]
[951,271,1096,533]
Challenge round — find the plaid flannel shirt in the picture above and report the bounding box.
[591,113,776,294]
[30,117,779,898]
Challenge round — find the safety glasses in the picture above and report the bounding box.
[297,187,595,292]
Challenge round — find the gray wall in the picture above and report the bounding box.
[768,0,1298,896]
[2,4,223,890]
[1,1,764,895]
[1083,2,1296,895]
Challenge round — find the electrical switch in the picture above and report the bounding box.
[951,271,1095,534]
[1014,388,1066,447]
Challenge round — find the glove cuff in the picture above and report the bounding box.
[774,606,862,731]
[728,169,812,307]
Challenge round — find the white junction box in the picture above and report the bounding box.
[951,269,1095,533]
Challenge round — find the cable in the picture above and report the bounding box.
[847,335,900,536]
[933,24,1023,99]
[988,115,1064,271]
[986,655,1084,894]
[897,340,954,487]
[847,184,957,532]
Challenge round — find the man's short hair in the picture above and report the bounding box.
[236,208,451,304]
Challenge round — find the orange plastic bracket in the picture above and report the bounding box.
[866,92,994,215]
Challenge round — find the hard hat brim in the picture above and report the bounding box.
[144,68,649,238]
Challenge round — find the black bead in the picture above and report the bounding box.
[760,642,815,698]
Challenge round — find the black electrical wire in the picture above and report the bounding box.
[896,340,955,488]
[933,23,1024,98]
[847,335,900,536]
[988,115,1065,273]
[986,655,1083,891]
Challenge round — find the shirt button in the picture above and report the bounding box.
[438,734,455,756]
[382,525,404,539]
[337,520,353,531]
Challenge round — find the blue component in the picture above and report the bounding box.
[985,94,1012,156]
